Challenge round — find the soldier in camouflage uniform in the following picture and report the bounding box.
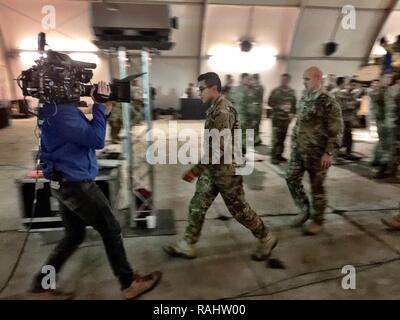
[227,73,255,154]
[368,79,386,166]
[108,101,123,144]
[332,77,360,160]
[286,67,343,235]
[375,73,400,182]
[131,79,144,125]
[250,74,264,146]
[324,74,336,92]
[163,72,277,260]
[267,73,297,164]
[381,73,400,229]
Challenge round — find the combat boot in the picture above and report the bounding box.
[381,216,400,230]
[271,158,280,165]
[385,167,400,184]
[373,164,388,179]
[251,233,278,261]
[163,239,197,259]
[303,220,324,236]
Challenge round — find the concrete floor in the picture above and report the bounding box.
[1,117,400,299]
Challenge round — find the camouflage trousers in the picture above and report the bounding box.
[108,118,122,142]
[286,151,328,223]
[249,107,263,145]
[271,120,290,160]
[381,128,400,171]
[184,169,268,244]
[373,121,385,164]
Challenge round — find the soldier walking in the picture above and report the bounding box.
[163,72,277,260]
[286,67,343,235]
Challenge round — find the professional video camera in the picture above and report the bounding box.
[17,32,137,104]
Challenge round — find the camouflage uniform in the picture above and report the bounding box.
[184,95,269,244]
[369,87,386,164]
[131,85,144,125]
[286,89,343,224]
[267,86,297,162]
[333,88,357,154]
[249,82,264,145]
[228,85,255,153]
[381,83,400,175]
[108,102,123,143]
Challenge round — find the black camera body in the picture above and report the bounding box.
[18,50,95,103]
[17,33,132,104]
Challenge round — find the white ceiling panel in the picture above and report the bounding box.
[303,0,393,9]
[162,4,203,56]
[208,0,300,6]
[291,8,385,58]
[203,5,299,56]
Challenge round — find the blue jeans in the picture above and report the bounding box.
[31,181,133,291]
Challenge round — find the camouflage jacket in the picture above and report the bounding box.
[291,89,343,155]
[191,95,240,176]
[333,88,357,122]
[227,85,255,125]
[384,84,400,138]
[368,87,386,123]
[267,86,297,122]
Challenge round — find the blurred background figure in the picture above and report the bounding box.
[185,82,196,99]
[333,77,360,160]
[222,74,234,96]
[131,79,144,125]
[267,73,297,164]
[368,78,387,166]
[108,101,123,144]
[250,74,264,146]
[324,74,336,92]
[374,73,400,183]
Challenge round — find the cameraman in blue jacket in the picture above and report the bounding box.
[29,82,161,300]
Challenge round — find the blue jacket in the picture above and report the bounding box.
[40,102,107,181]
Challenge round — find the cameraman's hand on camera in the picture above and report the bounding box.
[91,81,111,102]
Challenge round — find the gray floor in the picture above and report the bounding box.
[1,117,400,299]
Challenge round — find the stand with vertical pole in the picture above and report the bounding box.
[114,48,175,236]
[117,47,136,220]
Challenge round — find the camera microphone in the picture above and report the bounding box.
[38,32,46,53]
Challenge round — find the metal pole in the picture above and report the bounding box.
[117,47,136,220]
[141,49,155,212]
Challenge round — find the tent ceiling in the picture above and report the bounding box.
[0,0,398,60]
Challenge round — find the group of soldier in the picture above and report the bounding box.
[161,66,400,261]
[223,73,265,149]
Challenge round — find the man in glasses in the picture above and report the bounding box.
[163,72,277,260]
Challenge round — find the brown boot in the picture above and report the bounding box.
[122,271,162,300]
[303,221,324,236]
[251,233,278,261]
[381,217,400,230]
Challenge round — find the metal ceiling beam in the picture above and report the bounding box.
[197,0,207,75]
